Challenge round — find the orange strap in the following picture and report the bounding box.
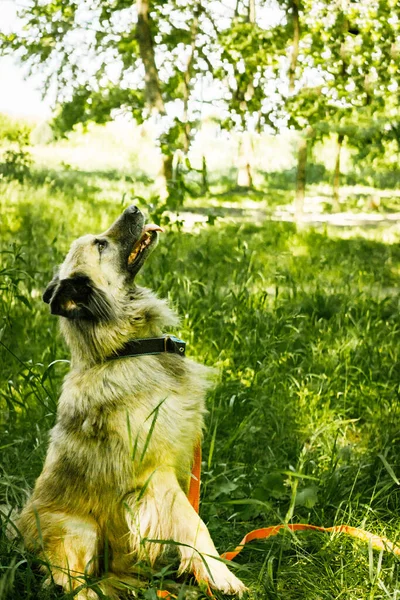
[156,443,202,599]
[221,523,400,560]
[187,442,202,513]
[157,442,400,598]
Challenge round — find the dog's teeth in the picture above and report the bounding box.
[128,248,140,264]
[128,229,158,264]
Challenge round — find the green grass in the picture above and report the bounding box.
[1,169,400,599]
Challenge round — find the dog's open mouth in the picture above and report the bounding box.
[127,224,164,266]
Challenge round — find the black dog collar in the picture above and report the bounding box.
[110,335,186,359]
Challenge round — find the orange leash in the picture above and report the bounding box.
[220,523,400,561]
[157,442,400,598]
[187,442,202,514]
[156,443,203,599]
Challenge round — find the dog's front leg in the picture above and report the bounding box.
[125,471,247,597]
[18,508,98,600]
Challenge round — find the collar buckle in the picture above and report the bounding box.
[164,335,186,356]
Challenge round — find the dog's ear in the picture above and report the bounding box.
[43,274,60,304]
[48,274,94,319]
[47,274,114,321]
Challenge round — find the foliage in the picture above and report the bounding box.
[0,149,33,183]
[0,113,33,183]
[52,86,146,137]
[286,0,400,146]
[0,114,32,145]
[215,16,287,131]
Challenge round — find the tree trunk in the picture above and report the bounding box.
[295,127,313,219]
[288,0,300,93]
[248,0,256,23]
[332,133,344,212]
[236,132,253,189]
[155,152,173,200]
[237,162,253,188]
[136,0,165,114]
[201,155,208,195]
[235,1,255,189]
[163,153,173,185]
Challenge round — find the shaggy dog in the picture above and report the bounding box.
[18,206,247,599]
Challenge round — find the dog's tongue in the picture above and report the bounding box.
[143,224,164,233]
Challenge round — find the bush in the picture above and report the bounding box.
[0,113,32,145]
[0,148,33,183]
[0,113,34,182]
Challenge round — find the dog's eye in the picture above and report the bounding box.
[94,239,108,254]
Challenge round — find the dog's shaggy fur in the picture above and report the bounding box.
[18,206,246,599]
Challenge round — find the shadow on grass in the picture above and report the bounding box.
[26,166,154,202]
[258,163,400,193]
[258,163,330,191]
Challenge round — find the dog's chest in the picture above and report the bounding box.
[51,357,209,495]
[50,414,132,491]
[53,396,163,478]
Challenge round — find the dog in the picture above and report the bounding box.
[18,206,247,599]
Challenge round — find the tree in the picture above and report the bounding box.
[210,0,289,189]
[276,0,400,217]
[293,0,400,213]
[1,0,211,203]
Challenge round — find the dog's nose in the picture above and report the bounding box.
[105,205,145,241]
[125,205,142,217]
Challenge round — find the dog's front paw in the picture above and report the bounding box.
[194,556,248,597]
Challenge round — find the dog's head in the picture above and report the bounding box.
[43,206,162,321]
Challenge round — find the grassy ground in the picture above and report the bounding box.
[1,166,400,599]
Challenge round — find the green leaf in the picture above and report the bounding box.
[211,480,239,499]
[16,294,31,309]
[295,486,319,509]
